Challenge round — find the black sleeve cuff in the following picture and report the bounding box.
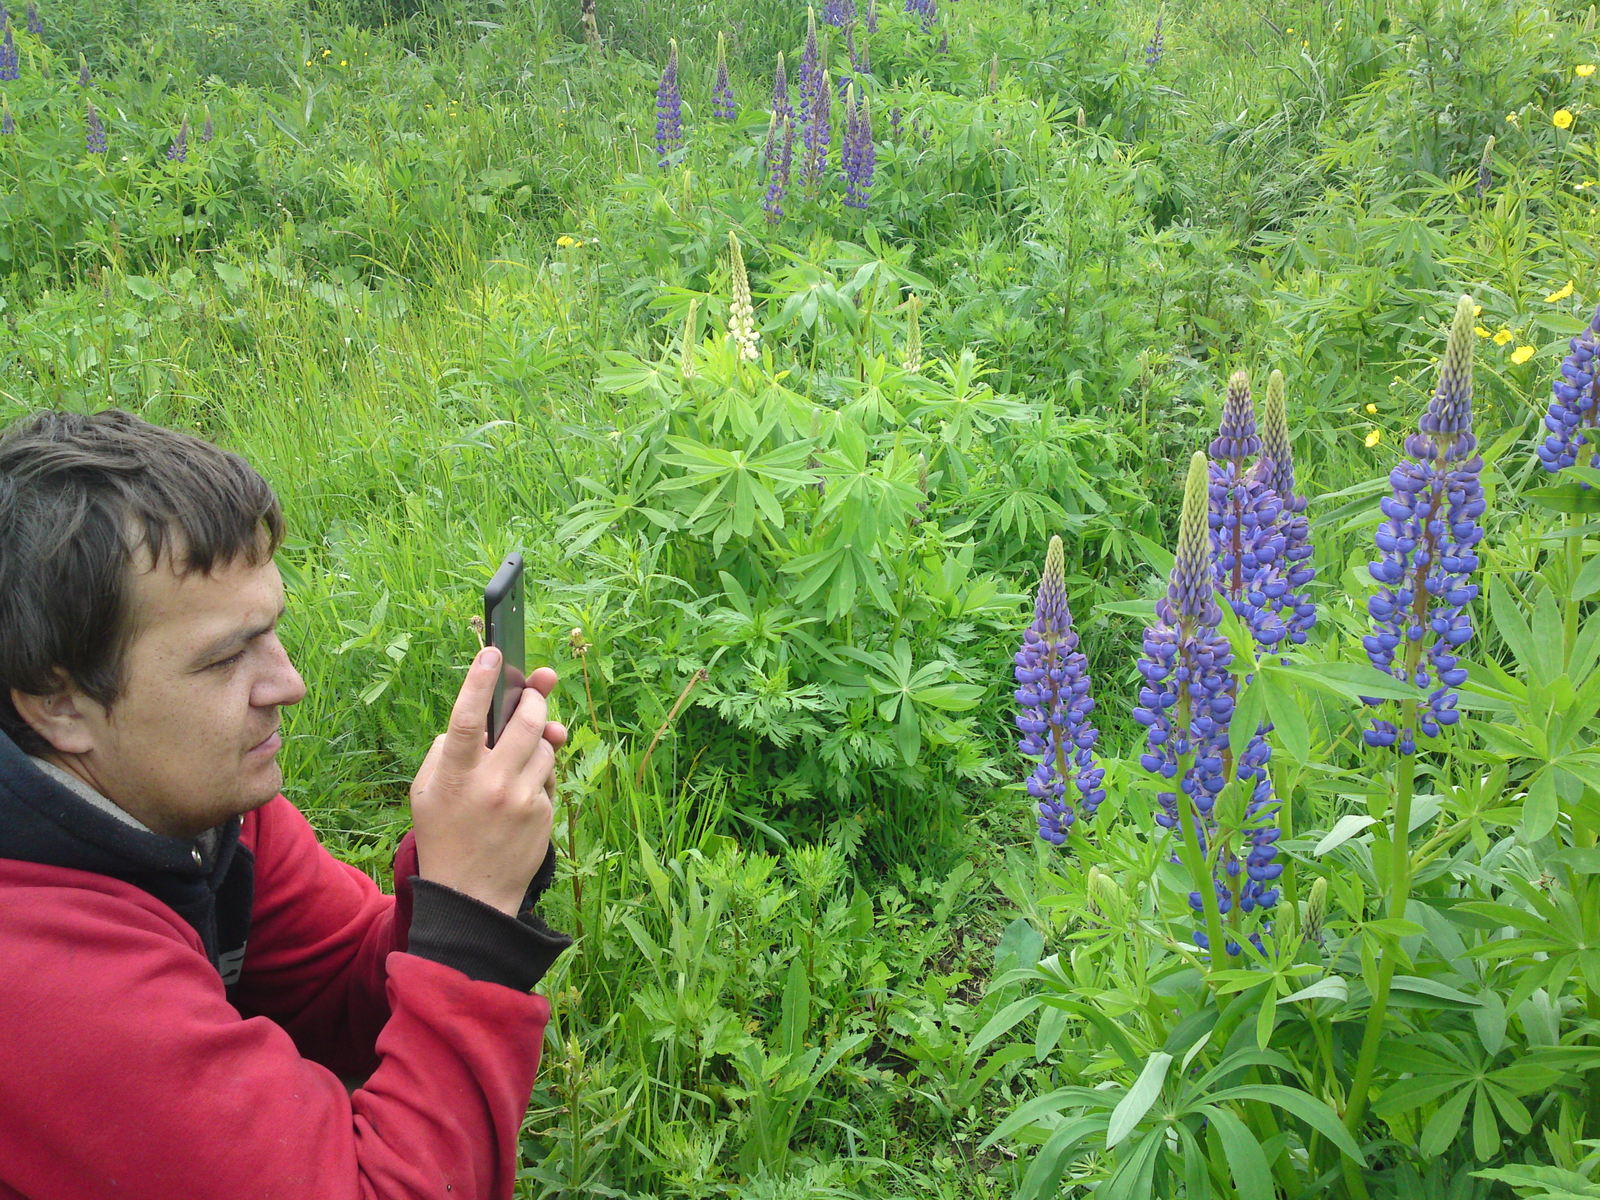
[407,877,572,992]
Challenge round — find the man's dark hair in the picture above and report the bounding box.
[0,410,284,754]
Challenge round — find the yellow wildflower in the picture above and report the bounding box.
[1511,345,1536,364]
[1493,328,1513,345]
[556,235,578,248]
[1365,429,1382,448]
[340,59,348,66]
[1474,325,1491,338]
[1507,111,1521,124]
[1555,109,1576,129]
[1546,280,1575,302]
[1473,303,1483,317]
[322,48,331,56]
[1579,64,1597,78]
[1365,402,1378,414]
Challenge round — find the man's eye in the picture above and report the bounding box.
[211,651,246,670]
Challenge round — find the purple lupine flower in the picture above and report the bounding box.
[1144,13,1164,68]
[1015,535,1105,844]
[1208,370,1288,652]
[1476,136,1494,200]
[1134,453,1279,954]
[802,67,831,187]
[655,38,683,166]
[843,89,875,209]
[798,8,823,124]
[712,33,736,120]
[0,27,19,81]
[166,116,189,163]
[822,0,855,28]
[1363,295,1485,753]
[1537,301,1600,481]
[77,51,88,87]
[1,98,12,136]
[200,110,214,143]
[937,25,948,52]
[772,51,793,123]
[24,1,38,34]
[865,0,878,33]
[763,113,795,224]
[1259,369,1316,645]
[888,106,902,141]
[85,100,105,154]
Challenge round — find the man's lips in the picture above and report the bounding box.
[248,730,281,755]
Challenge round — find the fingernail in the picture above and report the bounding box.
[477,647,501,670]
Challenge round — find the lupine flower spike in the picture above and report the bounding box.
[655,39,683,166]
[1134,453,1281,954]
[679,298,700,379]
[902,293,923,371]
[865,0,878,34]
[85,100,106,154]
[201,109,215,143]
[1209,370,1288,653]
[842,89,875,209]
[1477,136,1495,199]
[822,0,855,29]
[712,32,736,120]
[0,26,19,81]
[1,96,12,136]
[77,51,89,87]
[762,113,795,224]
[166,116,189,163]
[799,9,823,124]
[1015,536,1105,844]
[24,0,38,34]
[727,232,760,363]
[1363,295,1486,752]
[1259,369,1316,645]
[772,51,792,123]
[1145,12,1164,68]
[803,68,832,187]
[1537,301,1600,482]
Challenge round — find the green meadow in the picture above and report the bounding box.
[4,0,1600,1194]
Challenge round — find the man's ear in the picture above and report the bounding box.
[10,683,98,756]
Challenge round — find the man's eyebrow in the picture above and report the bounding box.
[190,605,287,666]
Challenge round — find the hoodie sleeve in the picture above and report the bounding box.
[0,860,547,1200]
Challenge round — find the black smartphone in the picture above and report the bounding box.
[483,552,526,748]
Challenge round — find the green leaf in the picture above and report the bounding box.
[1273,660,1419,703]
[1526,483,1600,514]
[1315,814,1380,855]
[1419,1084,1472,1157]
[1260,666,1311,762]
[1106,1051,1172,1149]
[1206,1084,1366,1163]
[1390,975,1482,1008]
[1523,769,1560,842]
[1204,1106,1273,1199]
[1278,976,1349,1006]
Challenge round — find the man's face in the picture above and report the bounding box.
[38,550,306,839]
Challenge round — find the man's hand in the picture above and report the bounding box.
[409,648,567,917]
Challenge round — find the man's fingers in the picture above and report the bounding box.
[543,720,569,750]
[526,666,559,698]
[412,734,447,794]
[491,681,551,767]
[437,647,502,774]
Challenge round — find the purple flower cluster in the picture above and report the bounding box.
[713,33,736,120]
[822,0,856,28]
[0,26,18,81]
[1537,301,1600,481]
[1,99,12,136]
[201,110,214,143]
[1134,452,1282,954]
[24,0,38,35]
[841,86,874,208]
[76,52,88,88]
[865,0,878,33]
[1209,371,1289,653]
[798,9,823,124]
[1144,13,1164,68]
[655,39,683,166]
[1015,535,1105,844]
[85,100,105,154]
[802,67,831,186]
[906,0,936,28]
[762,112,795,224]
[772,51,793,123]
[1260,369,1316,645]
[166,116,189,163]
[1363,296,1485,753]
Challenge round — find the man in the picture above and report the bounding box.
[0,409,570,1199]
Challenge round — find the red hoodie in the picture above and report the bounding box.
[0,794,557,1200]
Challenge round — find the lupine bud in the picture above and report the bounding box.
[902,292,923,371]
[77,51,88,87]
[772,51,793,123]
[1086,865,1126,922]
[0,26,18,81]
[1476,136,1495,199]
[1259,369,1316,645]
[1302,876,1328,946]
[24,0,38,34]
[166,116,189,163]
[712,32,736,120]
[1537,300,1600,482]
[847,23,870,74]
[727,231,760,362]
[0,96,12,136]
[866,0,878,33]
[988,53,999,93]
[85,99,106,154]
[1144,13,1164,68]
[655,39,683,166]
[200,109,214,143]
[1015,536,1105,844]
[679,297,700,378]
[1363,295,1485,752]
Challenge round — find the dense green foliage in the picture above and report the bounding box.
[4,0,1600,1195]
